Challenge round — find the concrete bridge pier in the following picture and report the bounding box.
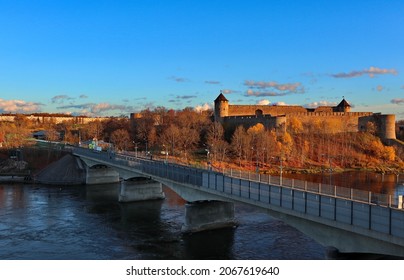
[86,165,120,185]
[118,178,165,203]
[181,201,237,233]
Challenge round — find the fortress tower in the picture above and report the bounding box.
[214,92,229,122]
[334,98,351,113]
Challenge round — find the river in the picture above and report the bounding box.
[0,171,402,260]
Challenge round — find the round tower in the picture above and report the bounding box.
[214,92,229,123]
[379,114,396,140]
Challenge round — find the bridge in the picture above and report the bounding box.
[71,146,404,258]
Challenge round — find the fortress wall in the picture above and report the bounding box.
[223,112,375,134]
[359,114,397,140]
[217,94,395,140]
[288,112,373,117]
[223,115,275,131]
[227,104,372,118]
[228,105,307,116]
[290,114,364,132]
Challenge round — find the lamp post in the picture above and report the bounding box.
[270,156,283,185]
[163,144,168,163]
[133,141,138,158]
[205,148,210,170]
[322,154,332,185]
[329,157,332,186]
[251,147,254,170]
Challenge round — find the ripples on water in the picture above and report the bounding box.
[0,183,325,260]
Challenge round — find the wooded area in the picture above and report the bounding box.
[1,110,403,173]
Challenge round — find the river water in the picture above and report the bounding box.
[0,172,402,260]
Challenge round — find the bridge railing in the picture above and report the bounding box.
[201,171,404,240]
[73,147,401,209]
[222,168,400,208]
[73,147,404,242]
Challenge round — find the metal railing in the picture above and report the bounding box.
[74,147,402,209]
[73,147,404,241]
[222,169,400,208]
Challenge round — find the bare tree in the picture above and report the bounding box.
[111,129,130,151]
[161,124,180,156]
[206,122,226,162]
[177,127,199,162]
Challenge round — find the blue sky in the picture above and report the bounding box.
[0,0,403,118]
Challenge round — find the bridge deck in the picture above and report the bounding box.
[73,147,404,257]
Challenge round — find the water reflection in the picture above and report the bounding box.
[86,184,120,201]
[182,228,235,259]
[0,182,326,259]
[284,171,403,195]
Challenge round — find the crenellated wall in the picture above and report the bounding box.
[228,104,308,116]
[214,93,396,140]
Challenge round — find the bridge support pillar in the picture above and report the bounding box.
[86,166,120,185]
[119,179,165,202]
[182,201,237,233]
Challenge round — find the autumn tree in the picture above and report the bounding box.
[80,120,104,141]
[177,126,199,162]
[101,118,130,143]
[206,122,227,163]
[231,126,249,166]
[111,129,131,151]
[131,109,156,150]
[160,124,180,156]
[0,122,30,148]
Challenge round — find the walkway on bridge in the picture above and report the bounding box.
[72,147,404,258]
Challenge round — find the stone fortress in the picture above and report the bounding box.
[214,92,396,141]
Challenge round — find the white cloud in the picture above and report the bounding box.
[51,95,75,104]
[331,66,398,78]
[222,89,238,94]
[304,100,337,108]
[0,99,42,113]
[244,80,304,97]
[273,101,288,106]
[245,80,303,92]
[391,98,404,105]
[257,99,270,105]
[194,103,212,112]
[57,102,134,116]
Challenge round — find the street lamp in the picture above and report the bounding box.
[205,148,210,170]
[272,155,283,185]
[163,144,168,163]
[133,141,138,158]
[322,154,332,185]
[251,147,254,170]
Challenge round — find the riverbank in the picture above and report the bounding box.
[0,147,68,183]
